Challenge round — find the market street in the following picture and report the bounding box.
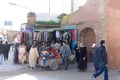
[0,51,120,80]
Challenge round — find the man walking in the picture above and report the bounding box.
[0,40,4,64]
[60,41,71,70]
[92,40,108,80]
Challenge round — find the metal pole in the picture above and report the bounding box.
[63,0,64,13]
[9,2,32,12]
[49,0,50,14]
[71,0,73,12]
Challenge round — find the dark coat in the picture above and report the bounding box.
[78,47,87,70]
[97,46,108,65]
[75,44,80,63]
[93,47,99,71]
[4,44,11,60]
[0,44,4,54]
[13,44,19,64]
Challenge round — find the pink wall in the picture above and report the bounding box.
[69,0,99,24]
[63,0,120,69]
[106,0,120,69]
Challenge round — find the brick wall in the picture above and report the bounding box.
[67,0,104,49]
[106,0,120,69]
[62,0,120,69]
[69,0,99,24]
[67,0,104,62]
[67,0,105,42]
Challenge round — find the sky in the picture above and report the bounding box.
[0,0,87,31]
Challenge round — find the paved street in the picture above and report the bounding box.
[0,50,120,80]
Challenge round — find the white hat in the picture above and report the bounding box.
[92,43,96,48]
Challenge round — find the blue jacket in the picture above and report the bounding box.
[60,45,71,57]
[97,46,108,65]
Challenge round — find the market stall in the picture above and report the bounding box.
[15,25,77,70]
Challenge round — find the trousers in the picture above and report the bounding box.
[93,63,108,80]
[0,54,4,64]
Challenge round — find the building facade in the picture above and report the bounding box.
[61,0,120,69]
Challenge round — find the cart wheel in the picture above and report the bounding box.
[50,61,59,70]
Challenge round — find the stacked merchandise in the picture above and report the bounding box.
[39,47,62,67]
[40,47,61,60]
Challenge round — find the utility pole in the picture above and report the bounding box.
[71,0,74,13]
[63,0,64,13]
[49,0,50,14]
[9,2,32,12]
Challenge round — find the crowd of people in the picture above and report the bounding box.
[92,40,108,80]
[11,39,89,71]
[0,38,108,80]
[75,40,108,80]
[0,40,10,65]
[12,40,72,70]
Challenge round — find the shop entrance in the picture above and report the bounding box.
[79,28,96,62]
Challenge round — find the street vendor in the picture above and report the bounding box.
[60,41,71,70]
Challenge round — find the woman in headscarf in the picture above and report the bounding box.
[78,42,87,71]
[29,43,39,69]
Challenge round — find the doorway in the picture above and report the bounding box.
[79,28,96,62]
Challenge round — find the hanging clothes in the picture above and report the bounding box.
[56,31,60,38]
[37,32,41,42]
[41,31,48,42]
[47,32,52,42]
[39,32,41,42]
[52,31,56,42]
[71,30,76,41]
[59,31,63,41]
[26,32,29,45]
[33,32,37,40]
[19,32,23,44]
[29,32,33,46]
[63,32,71,43]
[41,32,44,41]
[71,30,77,51]
[44,31,48,42]
[23,32,26,45]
